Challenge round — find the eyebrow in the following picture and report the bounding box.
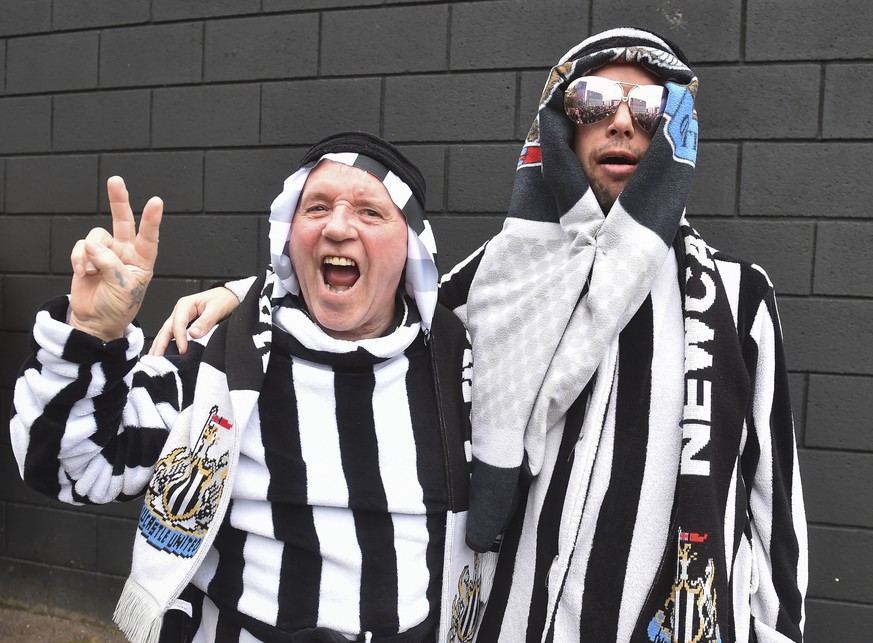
[298,190,331,204]
[298,189,393,212]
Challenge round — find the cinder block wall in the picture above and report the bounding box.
[1,1,870,639]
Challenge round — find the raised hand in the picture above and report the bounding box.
[68,176,163,341]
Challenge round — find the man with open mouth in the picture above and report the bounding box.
[10,132,489,642]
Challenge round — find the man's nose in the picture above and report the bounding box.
[321,207,357,240]
[607,100,636,138]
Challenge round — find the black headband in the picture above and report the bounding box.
[298,131,427,210]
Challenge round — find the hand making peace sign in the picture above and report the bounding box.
[68,176,163,342]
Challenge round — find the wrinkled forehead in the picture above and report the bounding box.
[298,159,405,217]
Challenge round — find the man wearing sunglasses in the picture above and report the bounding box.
[446,27,806,642]
[149,27,807,642]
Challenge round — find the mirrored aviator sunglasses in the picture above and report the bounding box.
[564,76,668,136]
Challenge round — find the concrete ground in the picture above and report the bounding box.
[0,599,127,642]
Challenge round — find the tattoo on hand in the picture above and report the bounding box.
[129,284,144,310]
[114,269,127,288]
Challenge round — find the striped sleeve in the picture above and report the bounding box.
[10,296,206,505]
[742,282,808,641]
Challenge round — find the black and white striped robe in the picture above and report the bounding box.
[11,275,479,642]
[186,298,451,639]
[439,226,807,642]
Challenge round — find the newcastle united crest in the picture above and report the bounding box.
[647,530,720,643]
[449,555,483,642]
[138,406,231,558]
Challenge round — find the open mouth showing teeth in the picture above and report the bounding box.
[323,256,360,292]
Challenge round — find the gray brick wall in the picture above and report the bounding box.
[0,1,868,639]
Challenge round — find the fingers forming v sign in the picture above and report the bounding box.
[69,176,163,342]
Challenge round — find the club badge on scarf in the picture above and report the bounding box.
[449,555,484,642]
[138,406,232,557]
[647,529,720,643]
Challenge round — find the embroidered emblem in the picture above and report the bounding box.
[517,145,543,169]
[138,406,232,558]
[525,117,541,145]
[522,60,575,145]
[647,530,720,643]
[540,60,576,109]
[449,555,483,642]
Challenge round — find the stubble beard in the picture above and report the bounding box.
[589,177,619,214]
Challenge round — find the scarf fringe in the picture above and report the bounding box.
[113,577,165,643]
[477,550,499,606]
